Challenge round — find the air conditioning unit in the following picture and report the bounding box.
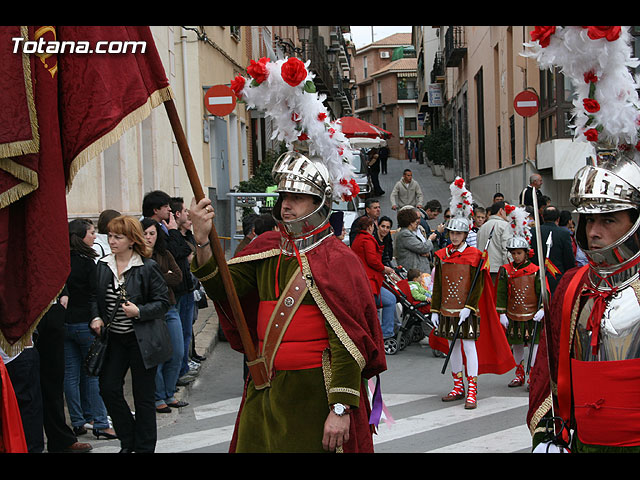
[380,51,390,58]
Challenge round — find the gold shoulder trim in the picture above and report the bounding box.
[301,254,366,371]
[228,248,281,265]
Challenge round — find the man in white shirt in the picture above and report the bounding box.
[390,169,424,211]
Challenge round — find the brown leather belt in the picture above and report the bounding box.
[252,270,310,386]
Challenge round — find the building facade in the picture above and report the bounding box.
[415,25,605,211]
[353,33,423,160]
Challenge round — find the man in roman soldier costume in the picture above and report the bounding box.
[525,26,640,452]
[189,57,386,453]
[431,178,514,409]
[496,205,544,389]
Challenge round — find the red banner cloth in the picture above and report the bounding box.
[0,26,172,354]
[0,356,27,453]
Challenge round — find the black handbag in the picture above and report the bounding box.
[84,277,128,376]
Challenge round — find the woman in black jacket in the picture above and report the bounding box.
[64,219,117,440]
[89,215,171,453]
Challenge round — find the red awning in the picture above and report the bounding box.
[337,116,392,139]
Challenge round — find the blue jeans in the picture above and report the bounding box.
[375,287,396,339]
[63,322,110,429]
[176,292,195,377]
[155,306,184,406]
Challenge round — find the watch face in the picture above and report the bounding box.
[333,403,345,415]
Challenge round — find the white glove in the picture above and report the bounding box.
[533,308,544,322]
[458,307,471,325]
[499,313,509,329]
[431,313,439,328]
[532,441,570,453]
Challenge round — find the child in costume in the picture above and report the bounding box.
[495,205,544,389]
[431,178,514,409]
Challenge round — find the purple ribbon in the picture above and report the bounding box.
[369,375,383,426]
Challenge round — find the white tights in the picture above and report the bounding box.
[512,343,538,366]
[448,339,478,377]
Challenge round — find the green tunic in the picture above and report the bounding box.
[192,251,362,453]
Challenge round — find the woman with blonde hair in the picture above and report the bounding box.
[89,215,171,453]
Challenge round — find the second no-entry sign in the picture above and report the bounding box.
[204,84,236,116]
[514,90,539,117]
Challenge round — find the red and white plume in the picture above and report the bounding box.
[523,26,640,151]
[230,57,358,201]
[505,204,532,245]
[449,176,474,223]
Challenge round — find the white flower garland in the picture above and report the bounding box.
[523,26,640,150]
[231,57,357,200]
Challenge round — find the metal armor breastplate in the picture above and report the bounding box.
[575,280,640,361]
[440,262,472,317]
[507,274,538,321]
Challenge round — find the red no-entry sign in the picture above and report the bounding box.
[514,90,539,117]
[204,84,236,116]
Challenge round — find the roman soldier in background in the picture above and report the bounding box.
[496,206,544,389]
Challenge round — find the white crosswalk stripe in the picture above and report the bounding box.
[90,394,531,453]
[374,396,529,445]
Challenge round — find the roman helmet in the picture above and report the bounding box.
[570,145,640,282]
[271,150,334,252]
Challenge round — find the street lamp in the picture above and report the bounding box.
[297,26,311,43]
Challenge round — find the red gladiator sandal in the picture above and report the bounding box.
[442,371,465,402]
[465,376,477,409]
[508,363,525,388]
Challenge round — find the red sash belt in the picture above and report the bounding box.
[257,301,328,371]
[571,357,640,447]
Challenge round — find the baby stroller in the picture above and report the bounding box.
[381,266,435,355]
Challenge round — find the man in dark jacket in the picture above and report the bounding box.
[529,205,576,296]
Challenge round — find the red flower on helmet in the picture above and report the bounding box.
[505,204,516,215]
[231,75,245,99]
[583,26,621,42]
[530,26,556,48]
[585,128,599,141]
[340,178,360,201]
[318,112,327,122]
[281,57,308,87]
[247,57,269,84]
[583,98,601,113]
[454,177,465,189]
[584,71,598,84]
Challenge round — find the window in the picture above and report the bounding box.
[538,67,573,142]
[230,26,241,41]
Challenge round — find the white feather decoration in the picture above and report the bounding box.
[506,205,532,246]
[449,177,474,222]
[523,26,640,150]
[232,57,357,200]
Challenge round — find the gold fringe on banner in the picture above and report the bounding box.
[65,85,174,192]
[0,285,64,358]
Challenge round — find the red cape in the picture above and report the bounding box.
[527,265,588,434]
[429,246,515,376]
[0,357,27,453]
[214,230,387,452]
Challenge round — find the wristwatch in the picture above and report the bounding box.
[331,403,350,416]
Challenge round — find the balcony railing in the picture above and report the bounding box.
[444,26,467,67]
[398,88,418,101]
